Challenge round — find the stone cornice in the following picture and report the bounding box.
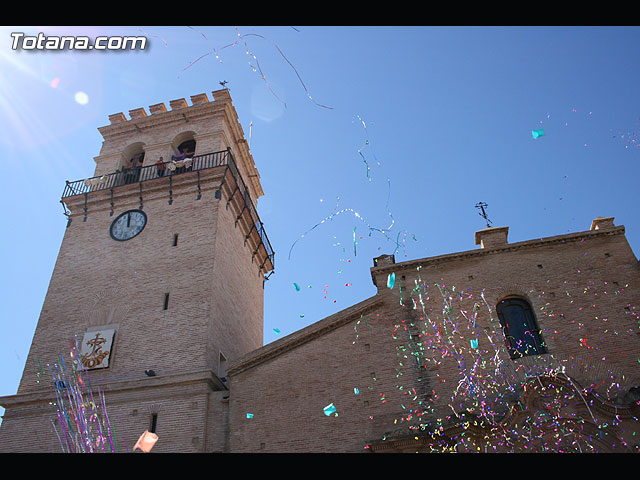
[227,295,385,377]
[0,369,223,413]
[370,226,626,285]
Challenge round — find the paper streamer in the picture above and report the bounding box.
[380,273,639,452]
[183,26,332,110]
[287,194,411,260]
[387,272,396,289]
[45,339,117,453]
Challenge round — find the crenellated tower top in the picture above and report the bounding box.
[93,88,263,201]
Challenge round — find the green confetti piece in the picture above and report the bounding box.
[532,128,545,139]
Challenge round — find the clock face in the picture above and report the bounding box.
[110,209,147,241]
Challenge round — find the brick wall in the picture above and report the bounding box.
[227,219,640,452]
[0,90,267,453]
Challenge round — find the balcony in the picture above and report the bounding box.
[60,148,274,274]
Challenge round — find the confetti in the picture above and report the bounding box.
[531,128,545,139]
[387,273,396,289]
[43,340,118,453]
[323,403,337,416]
[376,274,640,452]
[353,227,358,255]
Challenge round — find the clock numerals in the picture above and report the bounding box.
[110,210,147,241]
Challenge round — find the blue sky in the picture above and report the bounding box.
[1,26,639,422]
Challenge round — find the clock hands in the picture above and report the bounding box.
[110,210,147,241]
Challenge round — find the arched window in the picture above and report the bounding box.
[496,297,546,359]
[119,143,145,184]
[177,139,196,158]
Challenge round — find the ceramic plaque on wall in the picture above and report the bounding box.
[78,329,116,369]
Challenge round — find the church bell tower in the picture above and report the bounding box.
[0,89,274,452]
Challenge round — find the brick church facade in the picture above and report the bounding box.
[1,90,639,453]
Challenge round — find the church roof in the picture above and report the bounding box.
[227,294,383,377]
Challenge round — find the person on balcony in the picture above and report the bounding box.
[172,147,194,174]
[127,152,144,183]
[155,157,166,177]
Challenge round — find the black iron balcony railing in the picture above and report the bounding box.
[60,148,274,272]
[62,150,233,197]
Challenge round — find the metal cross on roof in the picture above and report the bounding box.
[475,202,492,228]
